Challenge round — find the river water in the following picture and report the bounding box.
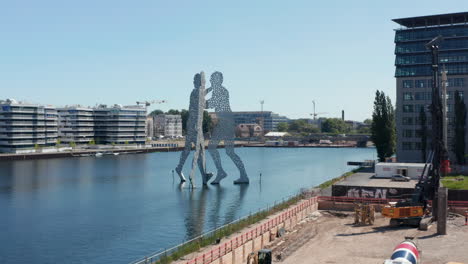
[0,147,375,264]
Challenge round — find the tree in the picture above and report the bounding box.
[166,109,180,115]
[419,106,428,162]
[321,118,349,134]
[202,111,213,134]
[149,109,164,116]
[453,90,466,164]
[363,118,372,125]
[180,109,189,134]
[288,119,319,134]
[371,90,396,162]
[277,122,289,132]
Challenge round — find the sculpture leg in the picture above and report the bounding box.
[225,140,249,184]
[198,141,212,185]
[208,139,227,184]
[188,142,201,188]
[175,143,191,182]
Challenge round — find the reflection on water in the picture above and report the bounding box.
[0,147,375,264]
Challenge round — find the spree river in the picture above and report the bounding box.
[0,147,375,264]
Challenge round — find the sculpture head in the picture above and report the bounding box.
[210,71,223,86]
[193,73,201,89]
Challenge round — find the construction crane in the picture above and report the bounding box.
[382,36,450,232]
[136,100,167,107]
[311,100,328,120]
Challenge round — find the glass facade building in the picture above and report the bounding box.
[230,111,289,132]
[394,12,468,162]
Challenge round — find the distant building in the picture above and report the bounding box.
[393,12,468,162]
[235,123,263,138]
[210,111,289,132]
[146,116,154,139]
[57,106,94,144]
[93,104,146,144]
[0,99,58,153]
[153,114,182,138]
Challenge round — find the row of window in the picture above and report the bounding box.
[396,51,468,65]
[403,104,455,113]
[402,142,423,150]
[395,38,468,54]
[396,64,468,77]
[403,91,464,101]
[395,26,468,42]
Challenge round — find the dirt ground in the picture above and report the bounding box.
[266,210,468,264]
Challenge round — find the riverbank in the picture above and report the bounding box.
[0,142,369,161]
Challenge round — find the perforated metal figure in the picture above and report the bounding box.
[175,72,212,187]
[206,71,249,184]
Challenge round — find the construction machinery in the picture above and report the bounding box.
[382,36,450,229]
[354,202,375,225]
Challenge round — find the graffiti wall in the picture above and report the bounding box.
[332,185,415,199]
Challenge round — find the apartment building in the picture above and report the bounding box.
[93,104,146,144]
[153,114,183,138]
[57,106,94,144]
[0,99,58,153]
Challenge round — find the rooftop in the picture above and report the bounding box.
[393,12,468,28]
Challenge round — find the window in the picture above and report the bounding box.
[414,142,422,150]
[403,80,414,88]
[446,91,453,100]
[403,105,414,113]
[415,92,425,100]
[415,79,429,88]
[402,142,413,150]
[447,78,465,87]
[403,92,414,101]
[447,104,453,113]
[403,129,413,138]
[415,104,426,113]
[415,129,424,137]
[448,117,454,125]
[403,117,413,125]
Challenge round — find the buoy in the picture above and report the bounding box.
[384,240,420,264]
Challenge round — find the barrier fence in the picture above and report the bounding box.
[184,196,318,264]
[317,196,468,208]
[130,192,314,264]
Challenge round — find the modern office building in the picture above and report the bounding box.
[0,99,58,153]
[229,111,289,132]
[393,12,468,162]
[153,114,183,138]
[57,106,95,144]
[93,104,146,144]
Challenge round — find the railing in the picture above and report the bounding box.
[130,192,316,264]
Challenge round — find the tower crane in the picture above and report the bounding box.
[311,100,328,120]
[136,100,167,107]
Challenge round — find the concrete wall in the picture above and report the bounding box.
[179,197,318,264]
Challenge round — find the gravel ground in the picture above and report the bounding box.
[268,211,468,264]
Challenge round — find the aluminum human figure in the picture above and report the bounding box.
[206,71,249,184]
[175,72,212,186]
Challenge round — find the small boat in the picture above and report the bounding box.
[113,152,119,156]
[95,152,103,157]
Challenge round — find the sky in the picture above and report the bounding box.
[1,0,467,121]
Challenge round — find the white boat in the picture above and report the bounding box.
[95,152,103,157]
[113,152,119,156]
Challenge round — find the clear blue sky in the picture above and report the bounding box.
[1,1,466,121]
